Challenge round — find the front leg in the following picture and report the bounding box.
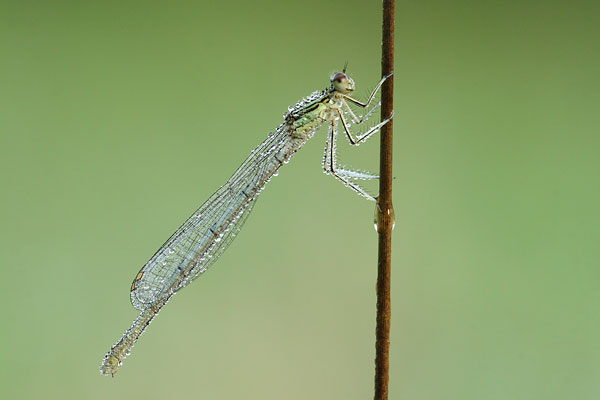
[342,72,393,108]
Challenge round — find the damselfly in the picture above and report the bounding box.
[100,69,393,376]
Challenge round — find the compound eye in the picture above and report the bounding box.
[331,72,347,83]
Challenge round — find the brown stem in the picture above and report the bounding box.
[374,0,394,399]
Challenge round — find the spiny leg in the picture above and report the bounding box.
[337,108,394,146]
[324,120,376,201]
[323,124,377,180]
[343,99,381,125]
[337,72,393,145]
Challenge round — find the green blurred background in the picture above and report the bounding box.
[1,0,599,399]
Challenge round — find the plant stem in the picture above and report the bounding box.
[374,0,394,399]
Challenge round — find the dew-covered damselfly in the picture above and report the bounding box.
[100,70,393,376]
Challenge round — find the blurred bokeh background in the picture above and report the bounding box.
[1,1,599,399]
